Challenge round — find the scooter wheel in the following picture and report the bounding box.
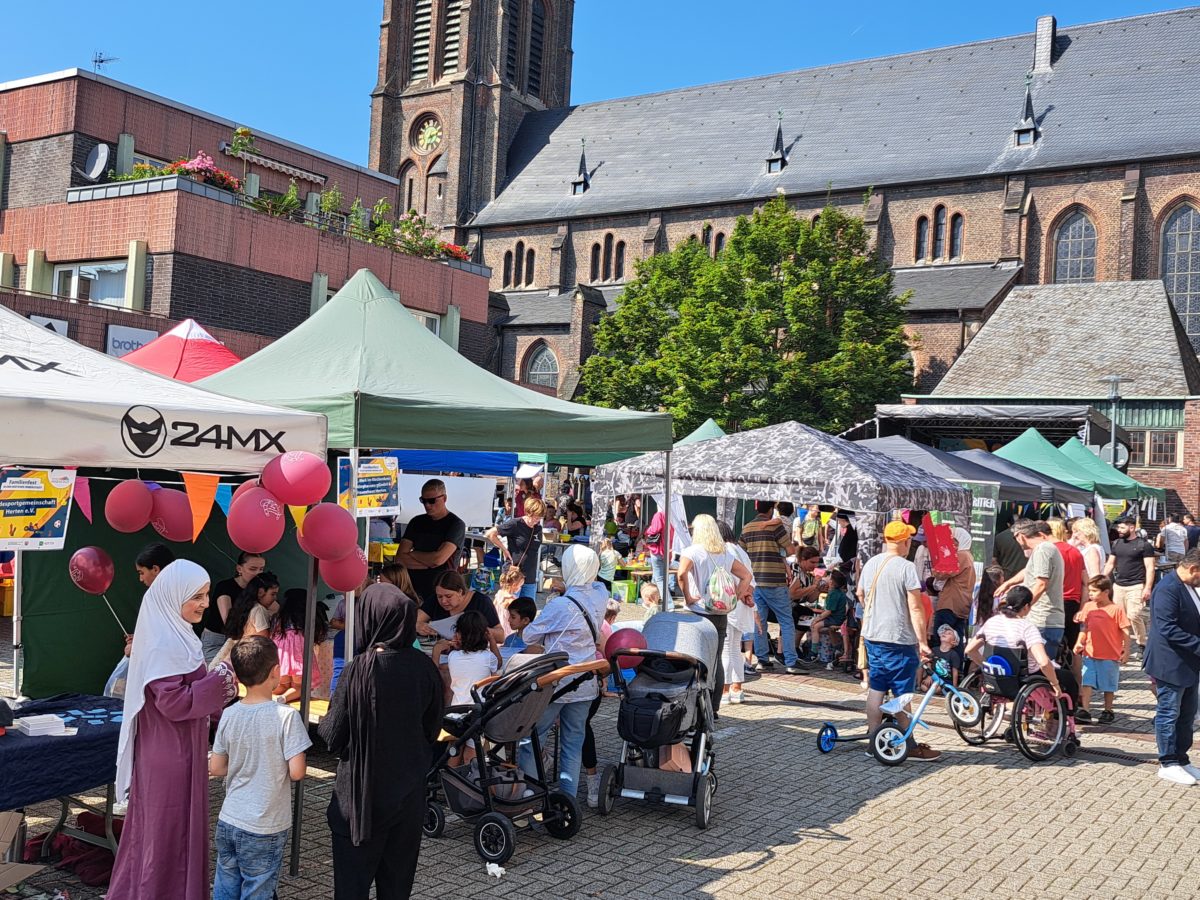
[817,723,838,754]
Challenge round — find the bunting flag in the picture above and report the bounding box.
[75,477,93,523]
[182,472,220,542]
[288,505,307,531]
[214,484,234,516]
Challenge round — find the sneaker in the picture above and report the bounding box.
[1158,764,1197,786]
[784,665,806,675]
[1098,710,1115,724]
[754,660,775,672]
[910,743,942,762]
[729,688,744,704]
[586,773,601,809]
[1074,708,1093,723]
[1182,763,1200,781]
[825,662,835,671]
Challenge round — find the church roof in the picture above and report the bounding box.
[893,262,1022,313]
[473,8,1200,227]
[930,280,1200,399]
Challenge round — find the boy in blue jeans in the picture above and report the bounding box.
[210,636,311,900]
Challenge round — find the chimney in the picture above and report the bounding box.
[1033,15,1057,73]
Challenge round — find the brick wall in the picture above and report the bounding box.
[503,325,572,391]
[1128,399,1200,517]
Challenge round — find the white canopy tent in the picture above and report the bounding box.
[0,304,326,472]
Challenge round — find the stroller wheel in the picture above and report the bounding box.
[1063,738,1080,759]
[422,801,445,839]
[597,765,619,816]
[544,790,582,839]
[695,773,715,830]
[473,813,516,865]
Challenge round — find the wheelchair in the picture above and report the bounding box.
[950,644,1080,762]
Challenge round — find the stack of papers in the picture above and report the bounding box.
[15,713,66,736]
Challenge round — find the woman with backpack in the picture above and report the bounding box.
[676,514,753,714]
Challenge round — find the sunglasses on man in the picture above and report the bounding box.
[420,495,446,506]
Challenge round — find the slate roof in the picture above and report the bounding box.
[931,280,1200,399]
[473,8,1200,227]
[497,284,624,326]
[894,262,1022,313]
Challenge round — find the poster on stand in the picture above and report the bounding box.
[338,456,401,517]
[0,468,77,550]
[959,480,1000,572]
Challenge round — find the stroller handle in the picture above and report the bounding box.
[606,647,709,681]
[536,658,611,688]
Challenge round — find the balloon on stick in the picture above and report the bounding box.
[105,479,153,533]
[261,451,331,506]
[68,546,127,633]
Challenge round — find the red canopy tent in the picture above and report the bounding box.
[120,318,241,382]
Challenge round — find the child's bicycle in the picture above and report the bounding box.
[864,658,981,766]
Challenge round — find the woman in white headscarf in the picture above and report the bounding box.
[931,527,977,644]
[518,544,610,804]
[109,560,238,900]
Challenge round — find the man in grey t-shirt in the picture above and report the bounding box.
[857,521,938,761]
[998,520,1065,657]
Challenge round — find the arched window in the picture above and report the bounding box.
[514,241,525,286]
[932,206,946,260]
[950,213,964,259]
[614,241,626,280]
[590,243,601,283]
[915,216,929,262]
[524,247,535,286]
[526,0,546,97]
[409,0,433,82]
[503,251,513,288]
[441,0,463,76]
[1054,211,1097,284]
[1162,202,1200,348]
[701,224,712,249]
[714,232,726,255]
[602,233,613,281]
[524,343,559,389]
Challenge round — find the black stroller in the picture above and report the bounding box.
[596,612,720,828]
[424,651,610,865]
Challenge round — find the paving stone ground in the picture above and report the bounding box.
[4,616,1200,899]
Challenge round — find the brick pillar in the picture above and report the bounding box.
[0,131,7,211]
[1117,166,1141,280]
[643,214,663,258]
[862,191,884,251]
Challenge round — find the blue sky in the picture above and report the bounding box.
[0,1,1183,165]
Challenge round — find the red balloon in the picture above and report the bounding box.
[227,487,285,554]
[69,546,115,595]
[296,526,315,556]
[149,488,193,542]
[105,479,153,533]
[320,547,368,592]
[260,451,331,507]
[231,479,261,505]
[302,503,358,561]
[605,628,648,669]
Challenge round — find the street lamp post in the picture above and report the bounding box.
[1097,374,1133,468]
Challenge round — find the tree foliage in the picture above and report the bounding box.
[578,197,913,436]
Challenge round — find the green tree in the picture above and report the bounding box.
[578,196,913,436]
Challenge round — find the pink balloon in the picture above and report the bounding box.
[320,547,368,592]
[231,479,261,505]
[227,487,285,554]
[150,488,193,542]
[69,546,115,595]
[260,451,331,507]
[302,503,359,561]
[605,628,648,669]
[105,479,153,533]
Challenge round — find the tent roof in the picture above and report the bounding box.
[120,318,242,382]
[1058,437,1166,503]
[994,428,1127,497]
[518,417,725,468]
[200,269,672,453]
[950,449,1094,506]
[593,421,970,515]
[676,418,726,446]
[857,436,1043,502]
[0,303,325,472]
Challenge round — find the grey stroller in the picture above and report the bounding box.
[596,612,720,828]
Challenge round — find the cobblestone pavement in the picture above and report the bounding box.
[5,616,1200,899]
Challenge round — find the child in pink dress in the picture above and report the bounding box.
[271,588,327,703]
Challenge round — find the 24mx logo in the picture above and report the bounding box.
[120,405,287,458]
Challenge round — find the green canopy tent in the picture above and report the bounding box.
[517,417,726,468]
[1058,437,1166,504]
[994,428,1128,497]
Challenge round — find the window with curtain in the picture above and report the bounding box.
[932,206,946,259]
[1054,211,1097,284]
[950,213,964,259]
[409,0,433,82]
[1162,203,1200,349]
[524,344,559,389]
[915,216,929,262]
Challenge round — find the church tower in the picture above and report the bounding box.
[368,0,574,238]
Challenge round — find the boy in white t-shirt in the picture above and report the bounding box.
[209,636,311,900]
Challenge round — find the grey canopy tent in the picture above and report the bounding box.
[951,449,1094,506]
[858,436,1044,502]
[593,421,972,562]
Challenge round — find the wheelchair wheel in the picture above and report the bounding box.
[869,723,908,766]
[1012,680,1067,761]
[817,723,838,753]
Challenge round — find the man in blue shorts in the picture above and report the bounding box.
[858,520,940,762]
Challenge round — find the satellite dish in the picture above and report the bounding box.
[1100,441,1130,470]
[81,143,111,182]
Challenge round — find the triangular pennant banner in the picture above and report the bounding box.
[214,484,233,516]
[182,472,220,542]
[288,506,307,531]
[75,477,93,523]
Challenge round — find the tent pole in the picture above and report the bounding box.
[661,451,672,612]
[12,550,22,697]
[345,448,360,666]
[288,553,320,877]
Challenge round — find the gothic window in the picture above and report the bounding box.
[527,0,546,97]
[525,247,535,286]
[514,241,525,286]
[614,241,626,280]
[504,0,521,84]
[441,0,463,75]
[915,216,929,262]
[1162,203,1200,349]
[410,0,433,83]
[714,232,726,255]
[503,251,513,288]
[602,233,613,282]
[590,243,601,283]
[399,161,417,213]
[1053,211,1097,284]
[932,206,946,260]
[524,344,559,389]
[702,224,712,249]
[950,213,964,260]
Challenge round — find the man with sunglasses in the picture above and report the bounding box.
[397,479,466,605]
